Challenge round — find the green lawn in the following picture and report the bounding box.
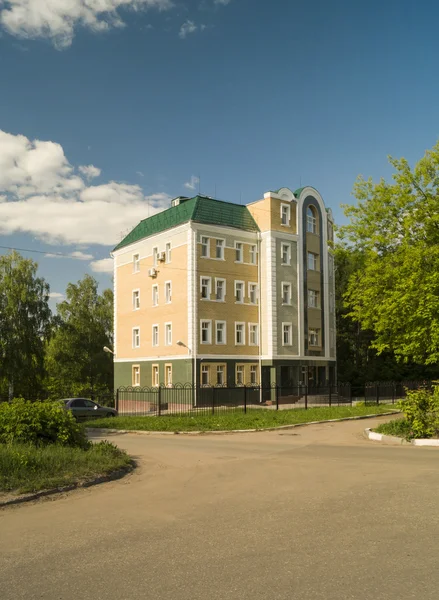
[374,418,413,440]
[85,405,397,433]
[0,441,132,494]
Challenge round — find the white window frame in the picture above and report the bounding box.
[309,328,320,346]
[133,253,140,273]
[152,284,159,307]
[248,323,259,346]
[152,364,159,387]
[216,365,225,386]
[282,322,292,346]
[250,365,258,385]
[201,364,210,386]
[152,324,159,347]
[132,365,140,387]
[201,236,209,258]
[235,280,244,303]
[153,247,158,267]
[307,206,317,234]
[132,327,140,349]
[281,243,291,265]
[281,282,292,305]
[165,322,172,346]
[307,252,318,271]
[200,320,212,344]
[200,276,211,300]
[249,244,257,265]
[165,364,172,387]
[235,241,243,263]
[132,289,140,311]
[165,281,172,304]
[248,283,258,305]
[236,364,244,386]
[215,321,226,345]
[235,322,245,345]
[281,203,291,226]
[308,289,319,309]
[215,278,226,302]
[215,238,225,260]
[165,242,171,263]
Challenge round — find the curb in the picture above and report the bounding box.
[0,463,135,508]
[364,428,439,447]
[86,411,400,437]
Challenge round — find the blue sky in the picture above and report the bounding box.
[1,0,438,308]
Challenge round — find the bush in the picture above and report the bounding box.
[0,398,88,448]
[375,418,412,439]
[397,384,439,439]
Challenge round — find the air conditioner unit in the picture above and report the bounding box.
[148,268,157,277]
[158,252,166,262]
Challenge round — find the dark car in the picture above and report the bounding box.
[61,398,117,421]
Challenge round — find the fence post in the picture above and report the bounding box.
[276,385,279,411]
[244,386,247,414]
[392,384,395,405]
[304,384,308,410]
[212,387,215,415]
[329,384,332,407]
[376,383,380,406]
[349,384,352,406]
[158,386,162,416]
[115,389,119,412]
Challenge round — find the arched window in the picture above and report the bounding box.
[306,206,317,234]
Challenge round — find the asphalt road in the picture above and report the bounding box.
[1,415,439,600]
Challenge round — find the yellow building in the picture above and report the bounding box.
[112,187,336,389]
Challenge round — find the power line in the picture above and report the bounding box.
[0,244,93,260]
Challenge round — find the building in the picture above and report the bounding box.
[112,186,336,390]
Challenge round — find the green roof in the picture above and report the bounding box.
[113,195,260,251]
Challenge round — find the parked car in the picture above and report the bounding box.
[61,398,117,420]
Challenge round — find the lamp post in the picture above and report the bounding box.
[103,346,115,355]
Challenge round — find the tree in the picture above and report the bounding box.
[45,275,113,398]
[338,142,439,366]
[0,251,52,399]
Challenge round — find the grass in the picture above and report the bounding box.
[374,418,413,440]
[85,404,397,432]
[0,441,132,494]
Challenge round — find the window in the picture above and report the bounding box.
[307,252,318,271]
[165,323,172,346]
[281,243,291,265]
[215,278,226,301]
[309,328,320,346]
[250,365,258,385]
[249,283,258,304]
[165,281,172,304]
[132,289,140,310]
[200,277,211,300]
[281,203,290,226]
[249,245,257,265]
[282,282,292,305]
[249,324,259,346]
[307,206,317,233]
[153,247,158,267]
[216,321,226,344]
[201,236,209,257]
[235,281,244,303]
[308,289,319,308]
[235,322,245,345]
[132,365,140,387]
[235,242,243,262]
[216,365,225,386]
[201,320,212,344]
[152,325,159,347]
[152,365,159,387]
[133,254,140,273]
[152,285,159,306]
[201,365,210,386]
[236,365,244,386]
[165,242,171,263]
[282,323,292,346]
[165,364,172,387]
[132,328,140,348]
[215,239,225,259]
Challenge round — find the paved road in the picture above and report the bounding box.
[1,416,439,600]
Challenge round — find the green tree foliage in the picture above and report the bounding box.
[0,252,52,399]
[45,275,113,398]
[338,142,439,366]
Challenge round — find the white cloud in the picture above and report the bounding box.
[49,292,64,299]
[0,129,170,246]
[90,258,114,274]
[0,0,173,48]
[184,175,199,191]
[179,20,197,39]
[78,164,101,179]
[45,251,94,260]
[136,171,144,177]
[214,0,232,4]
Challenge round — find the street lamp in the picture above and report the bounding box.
[103,346,115,355]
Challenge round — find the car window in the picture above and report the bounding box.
[84,400,97,408]
[71,399,86,408]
